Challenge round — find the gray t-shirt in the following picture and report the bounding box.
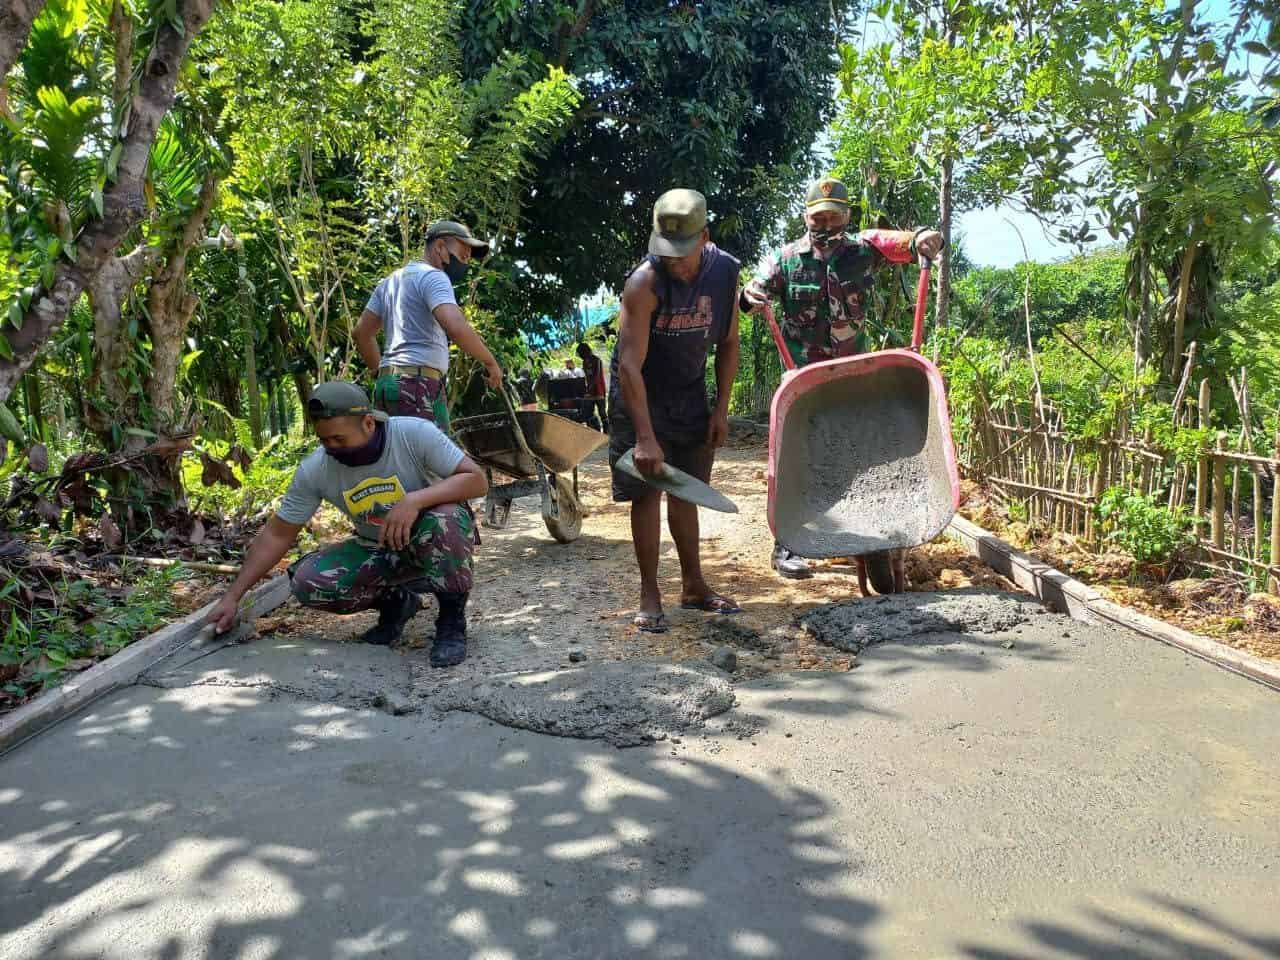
[276,417,465,543]
[365,262,457,371]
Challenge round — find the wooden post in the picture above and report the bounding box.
[1211,432,1227,552]
[1195,379,1211,536]
[1272,424,1280,594]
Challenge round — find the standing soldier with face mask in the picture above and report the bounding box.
[354,220,504,433]
[741,177,944,580]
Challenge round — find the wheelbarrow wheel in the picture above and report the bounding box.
[543,474,582,543]
[863,551,897,595]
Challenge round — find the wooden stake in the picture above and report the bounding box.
[1195,379,1211,536]
[1211,432,1227,552]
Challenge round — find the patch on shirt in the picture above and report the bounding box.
[342,475,407,527]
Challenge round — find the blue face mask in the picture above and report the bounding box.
[328,422,385,467]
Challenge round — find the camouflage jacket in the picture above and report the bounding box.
[749,230,915,365]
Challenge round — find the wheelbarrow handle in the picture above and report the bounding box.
[912,255,933,353]
[762,302,796,372]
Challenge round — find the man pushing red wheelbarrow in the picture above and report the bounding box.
[740,177,952,592]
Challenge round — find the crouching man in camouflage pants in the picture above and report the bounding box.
[206,381,488,668]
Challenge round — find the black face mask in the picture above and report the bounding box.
[443,253,469,285]
[809,226,846,250]
[328,422,386,467]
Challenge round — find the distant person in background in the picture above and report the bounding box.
[514,368,537,409]
[353,220,503,432]
[577,341,607,432]
[558,357,584,380]
[533,367,552,406]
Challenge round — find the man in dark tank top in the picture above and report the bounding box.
[609,189,743,633]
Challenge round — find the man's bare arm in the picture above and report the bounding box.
[377,456,489,551]
[205,516,303,633]
[354,309,383,374]
[615,265,666,474]
[708,300,741,448]
[434,304,502,387]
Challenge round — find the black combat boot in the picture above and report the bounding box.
[430,591,469,667]
[360,587,422,646]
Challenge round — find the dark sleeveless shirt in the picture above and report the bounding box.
[609,243,740,435]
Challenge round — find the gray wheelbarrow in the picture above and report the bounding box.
[765,256,961,593]
[453,385,606,543]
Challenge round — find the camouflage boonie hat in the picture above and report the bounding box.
[308,381,389,422]
[649,189,707,257]
[806,177,852,215]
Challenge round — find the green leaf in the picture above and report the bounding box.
[1243,41,1270,57]
[7,301,22,330]
[0,333,14,361]
[125,427,158,439]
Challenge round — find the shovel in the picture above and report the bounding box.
[615,448,739,513]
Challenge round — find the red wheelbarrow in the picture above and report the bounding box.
[765,257,960,594]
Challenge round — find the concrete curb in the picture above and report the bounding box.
[946,515,1280,693]
[0,574,292,757]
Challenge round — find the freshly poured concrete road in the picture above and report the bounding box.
[3,604,1279,959]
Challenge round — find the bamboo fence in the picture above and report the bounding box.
[955,372,1280,594]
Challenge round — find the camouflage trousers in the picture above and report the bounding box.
[373,373,450,432]
[289,502,474,613]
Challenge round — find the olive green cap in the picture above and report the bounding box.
[649,189,707,257]
[425,219,490,259]
[307,381,388,422]
[805,177,852,215]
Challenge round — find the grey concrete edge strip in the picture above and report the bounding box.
[0,574,292,757]
[946,515,1280,694]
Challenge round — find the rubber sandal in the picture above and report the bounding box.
[633,612,668,634]
[680,594,742,615]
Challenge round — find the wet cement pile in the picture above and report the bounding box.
[800,589,1040,654]
[432,659,736,747]
[773,365,954,557]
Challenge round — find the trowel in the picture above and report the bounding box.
[615,448,739,513]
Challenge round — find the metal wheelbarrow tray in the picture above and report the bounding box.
[767,349,960,557]
[765,256,960,562]
[453,397,606,543]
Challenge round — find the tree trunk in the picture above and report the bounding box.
[1170,235,1198,376]
[936,155,954,328]
[0,0,46,102]
[267,379,282,436]
[0,0,219,402]
[143,173,220,432]
[244,312,263,449]
[1132,250,1151,377]
[292,370,313,413]
[22,367,43,441]
[83,245,159,436]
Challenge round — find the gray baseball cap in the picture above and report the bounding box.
[425,219,490,259]
[648,189,708,257]
[307,381,388,422]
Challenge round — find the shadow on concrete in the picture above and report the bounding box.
[0,680,883,958]
[960,894,1280,959]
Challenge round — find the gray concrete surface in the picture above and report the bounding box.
[3,602,1280,958]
